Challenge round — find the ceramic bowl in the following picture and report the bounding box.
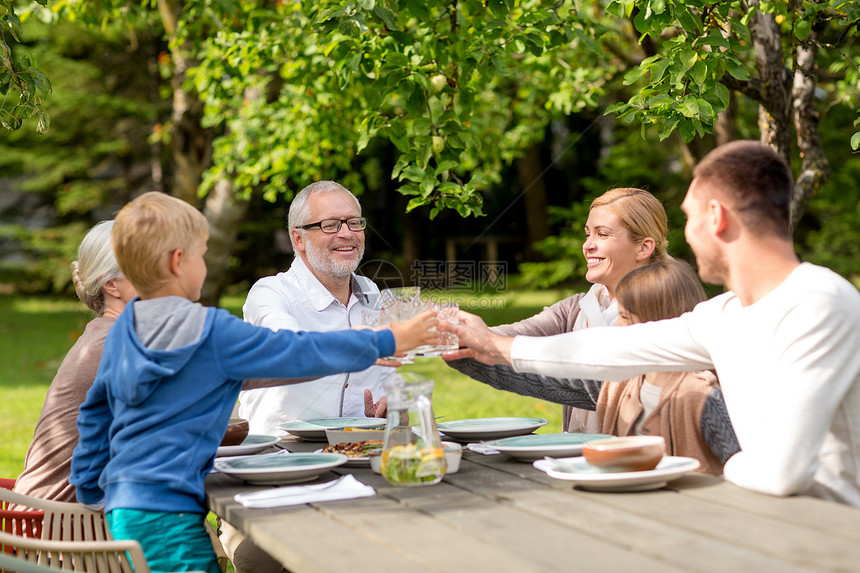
[441,441,463,473]
[581,436,665,472]
[325,428,385,446]
[220,418,250,447]
[368,441,462,475]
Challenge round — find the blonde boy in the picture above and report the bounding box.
[70,192,436,573]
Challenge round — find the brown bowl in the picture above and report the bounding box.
[220,418,250,447]
[582,436,665,472]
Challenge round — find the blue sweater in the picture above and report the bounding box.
[70,298,395,514]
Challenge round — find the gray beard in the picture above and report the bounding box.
[305,239,364,279]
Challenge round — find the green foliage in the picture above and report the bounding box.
[307,0,574,217]
[5,0,859,297]
[604,0,860,145]
[150,0,613,217]
[0,0,51,131]
[0,222,88,292]
[0,12,164,292]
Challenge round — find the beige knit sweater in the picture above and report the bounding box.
[15,317,114,502]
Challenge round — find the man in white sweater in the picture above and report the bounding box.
[445,141,860,506]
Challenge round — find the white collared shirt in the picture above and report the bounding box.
[238,257,393,435]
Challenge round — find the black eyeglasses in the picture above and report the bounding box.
[297,217,367,233]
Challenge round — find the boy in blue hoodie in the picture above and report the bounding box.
[70,191,437,573]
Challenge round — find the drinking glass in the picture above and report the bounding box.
[380,286,421,315]
[435,301,460,352]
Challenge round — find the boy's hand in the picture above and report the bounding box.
[390,309,439,353]
[437,310,513,366]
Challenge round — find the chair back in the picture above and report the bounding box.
[0,549,64,572]
[0,530,148,573]
[0,481,44,551]
[0,488,111,543]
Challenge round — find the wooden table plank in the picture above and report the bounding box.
[473,455,860,570]
[212,470,574,573]
[453,456,823,572]
[361,470,682,573]
[313,486,549,573]
[672,474,860,541]
[209,473,437,573]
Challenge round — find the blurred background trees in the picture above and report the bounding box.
[1,0,858,302]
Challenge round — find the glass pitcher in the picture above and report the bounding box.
[380,372,447,486]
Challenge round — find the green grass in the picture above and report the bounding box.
[0,295,91,478]
[1,288,575,478]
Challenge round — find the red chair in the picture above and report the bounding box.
[0,478,45,553]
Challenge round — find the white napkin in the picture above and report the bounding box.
[467,443,500,455]
[233,474,375,508]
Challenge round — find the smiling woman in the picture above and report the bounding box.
[446,187,670,434]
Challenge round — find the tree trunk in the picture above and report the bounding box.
[790,16,830,229]
[747,3,793,163]
[157,0,213,205]
[200,178,250,305]
[516,143,550,261]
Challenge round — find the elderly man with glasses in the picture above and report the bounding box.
[237,181,394,436]
[221,182,392,573]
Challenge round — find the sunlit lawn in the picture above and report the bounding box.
[0,287,578,478]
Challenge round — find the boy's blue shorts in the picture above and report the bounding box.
[107,508,221,573]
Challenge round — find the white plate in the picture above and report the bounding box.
[216,434,280,457]
[214,452,348,485]
[279,417,386,441]
[484,433,613,462]
[533,455,701,492]
[437,417,549,441]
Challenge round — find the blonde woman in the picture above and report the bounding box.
[448,188,669,433]
[15,221,137,501]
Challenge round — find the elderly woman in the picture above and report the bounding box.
[448,187,669,433]
[14,221,137,501]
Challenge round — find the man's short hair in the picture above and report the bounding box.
[287,181,361,249]
[112,191,209,296]
[693,140,793,239]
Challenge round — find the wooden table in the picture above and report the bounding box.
[206,439,860,572]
